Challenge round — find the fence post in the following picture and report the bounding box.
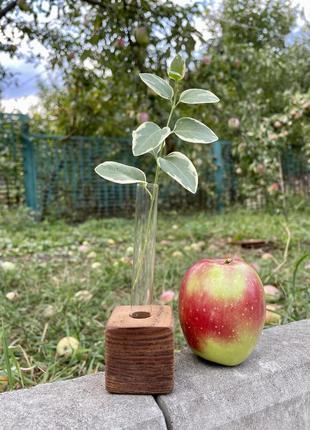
[22,119,38,212]
[212,140,224,211]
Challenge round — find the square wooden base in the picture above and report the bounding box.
[105,305,174,394]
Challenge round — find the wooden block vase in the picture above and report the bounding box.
[105,305,174,394]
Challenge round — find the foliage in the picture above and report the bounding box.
[0,206,309,390]
[237,90,310,201]
[0,0,201,136]
[187,0,310,203]
[95,55,219,194]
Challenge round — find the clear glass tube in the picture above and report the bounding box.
[131,183,158,318]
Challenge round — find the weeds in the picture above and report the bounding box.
[1,324,14,390]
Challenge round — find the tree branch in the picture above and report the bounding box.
[81,0,105,8]
[80,0,115,13]
[0,1,18,19]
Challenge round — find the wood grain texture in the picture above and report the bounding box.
[105,305,174,394]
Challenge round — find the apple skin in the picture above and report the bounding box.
[179,258,265,366]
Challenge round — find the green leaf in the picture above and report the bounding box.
[132,122,170,156]
[179,89,219,104]
[168,54,186,81]
[174,117,218,143]
[158,151,198,194]
[95,162,146,184]
[139,73,173,100]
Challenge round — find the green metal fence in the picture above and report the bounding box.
[282,148,310,195]
[22,129,233,219]
[0,113,237,218]
[27,133,137,218]
[0,113,27,206]
[0,113,308,219]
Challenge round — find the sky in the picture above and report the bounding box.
[0,0,309,114]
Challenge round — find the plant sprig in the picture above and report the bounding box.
[95,54,219,194]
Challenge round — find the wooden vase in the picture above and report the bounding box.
[105,304,174,394]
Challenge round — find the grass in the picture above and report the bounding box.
[0,206,309,391]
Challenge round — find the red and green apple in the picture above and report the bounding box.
[179,258,265,366]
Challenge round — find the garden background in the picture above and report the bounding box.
[0,0,309,391]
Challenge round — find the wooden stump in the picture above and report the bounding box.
[105,305,174,394]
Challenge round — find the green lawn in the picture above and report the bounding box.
[0,207,309,391]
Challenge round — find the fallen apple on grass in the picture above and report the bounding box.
[264,285,282,303]
[56,337,80,357]
[179,258,265,366]
[265,304,282,325]
[0,373,8,392]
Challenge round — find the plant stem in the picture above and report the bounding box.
[278,151,288,220]
[131,82,179,309]
[153,81,179,186]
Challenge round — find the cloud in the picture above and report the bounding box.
[1,95,39,114]
[0,59,43,98]
[0,34,51,101]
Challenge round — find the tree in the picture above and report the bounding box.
[1,1,202,136]
[188,0,310,203]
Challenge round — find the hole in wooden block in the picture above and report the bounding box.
[130,311,151,319]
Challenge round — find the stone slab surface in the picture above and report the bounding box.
[157,319,310,430]
[1,321,310,430]
[0,373,166,430]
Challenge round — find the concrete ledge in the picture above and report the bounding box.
[157,319,310,430]
[1,320,310,429]
[0,373,166,430]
